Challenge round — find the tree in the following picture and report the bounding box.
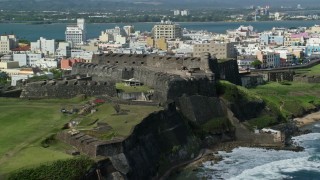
[0,72,9,85]
[251,60,262,69]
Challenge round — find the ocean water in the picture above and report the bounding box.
[1,20,320,41]
[194,122,320,180]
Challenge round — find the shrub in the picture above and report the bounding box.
[247,115,278,129]
[40,134,56,148]
[8,157,94,180]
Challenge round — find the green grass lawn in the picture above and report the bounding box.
[78,103,162,139]
[116,83,153,93]
[295,64,320,76]
[249,82,320,117]
[0,96,161,176]
[0,98,81,176]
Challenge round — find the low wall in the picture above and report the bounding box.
[56,131,123,157]
[20,79,117,99]
[294,76,320,83]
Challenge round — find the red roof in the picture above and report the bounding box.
[12,46,30,51]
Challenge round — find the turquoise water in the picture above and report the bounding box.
[1,20,320,41]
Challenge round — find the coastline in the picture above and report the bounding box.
[167,111,320,179]
[294,110,320,127]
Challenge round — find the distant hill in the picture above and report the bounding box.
[0,0,319,10]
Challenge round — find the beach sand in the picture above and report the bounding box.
[294,111,320,127]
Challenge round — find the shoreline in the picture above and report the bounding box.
[166,111,320,179]
[0,19,319,25]
[294,110,320,127]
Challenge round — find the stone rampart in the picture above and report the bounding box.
[91,53,217,73]
[146,56,201,70]
[20,79,117,99]
[71,53,242,103]
[294,75,320,83]
[133,67,216,103]
[56,131,123,157]
[268,71,294,82]
[177,95,227,125]
[216,60,242,85]
[92,53,147,66]
[72,63,133,81]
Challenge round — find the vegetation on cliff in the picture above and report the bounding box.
[217,80,320,129]
[250,82,320,118]
[8,157,94,180]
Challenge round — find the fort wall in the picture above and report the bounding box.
[20,79,117,99]
[133,67,216,103]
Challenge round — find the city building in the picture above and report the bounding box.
[260,33,284,46]
[99,31,113,43]
[123,25,135,37]
[256,50,281,68]
[0,61,19,69]
[65,18,86,45]
[30,37,56,56]
[0,35,18,54]
[60,58,85,70]
[152,20,182,39]
[29,58,59,68]
[56,42,72,58]
[13,53,43,67]
[180,10,190,16]
[173,10,180,16]
[193,41,237,59]
[227,25,255,38]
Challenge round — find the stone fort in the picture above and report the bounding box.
[71,53,241,103]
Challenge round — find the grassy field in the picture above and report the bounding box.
[0,98,86,176]
[116,83,153,93]
[78,103,162,139]
[0,96,161,176]
[249,82,320,118]
[295,64,320,76]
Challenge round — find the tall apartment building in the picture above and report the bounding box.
[0,35,18,54]
[65,19,86,45]
[30,37,56,56]
[180,10,190,16]
[152,20,182,39]
[193,41,237,59]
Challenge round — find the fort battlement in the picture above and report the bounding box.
[92,53,210,72]
[71,53,241,103]
[57,131,123,157]
[20,79,117,99]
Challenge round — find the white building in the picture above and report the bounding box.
[181,10,190,16]
[99,31,113,42]
[173,10,180,16]
[115,35,127,45]
[65,18,86,45]
[31,37,56,56]
[13,53,43,67]
[0,35,18,54]
[30,58,58,68]
[70,49,93,60]
[56,42,72,58]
